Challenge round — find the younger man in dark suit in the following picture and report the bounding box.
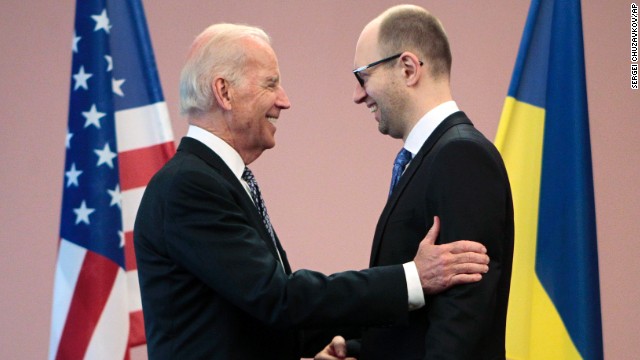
[317,5,514,360]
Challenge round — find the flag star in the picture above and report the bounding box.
[91,9,111,33]
[66,131,74,149]
[73,200,95,225]
[65,163,83,187]
[119,230,125,248]
[72,30,81,53]
[73,66,93,91]
[107,184,122,208]
[94,143,117,168]
[112,78,125,97]
[82,104,106,129]
[105,55,113,71]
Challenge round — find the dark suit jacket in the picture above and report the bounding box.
[351,112,514,360]
[134,137,411,360]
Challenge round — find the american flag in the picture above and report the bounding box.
[49,1,174,358]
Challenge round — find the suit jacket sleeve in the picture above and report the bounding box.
[423,136,511,357]
[163,164,409,330]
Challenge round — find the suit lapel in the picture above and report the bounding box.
[177,138,289,271]
[369,112,472,265]
[178,137,251,204]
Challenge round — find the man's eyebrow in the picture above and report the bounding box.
[264,75,279,86]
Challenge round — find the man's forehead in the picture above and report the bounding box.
[244,43,277,67]
[244,57,280,84]
[354,24,380,65]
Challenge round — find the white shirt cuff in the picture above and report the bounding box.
[403,261,426,310]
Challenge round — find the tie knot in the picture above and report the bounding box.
[242,167,254,183]
[389,148,412,198]
[394,148,412,168]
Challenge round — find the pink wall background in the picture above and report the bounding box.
[1,1,638,359]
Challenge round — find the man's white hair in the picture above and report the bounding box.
[179,23,271,118]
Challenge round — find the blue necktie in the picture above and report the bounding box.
[389,148,412,198]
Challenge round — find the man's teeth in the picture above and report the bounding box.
[369,104,378,113]
[267,117,277,125]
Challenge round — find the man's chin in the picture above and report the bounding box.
[378,123,389,135]
[264,138,276,150]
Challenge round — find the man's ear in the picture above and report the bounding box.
[212,77,233,110]
[400,52,422,87]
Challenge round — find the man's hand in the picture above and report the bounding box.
[414,216,490,294]
[314,336,356,360]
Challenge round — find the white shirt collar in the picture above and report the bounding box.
[404,101,459,156]
[186,125,246,180]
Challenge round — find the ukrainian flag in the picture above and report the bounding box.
[495,0,604,359]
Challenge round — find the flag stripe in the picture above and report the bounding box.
[128,310,146,347]
[49,240,87,360]
[119,142,175,191]
[115,102,173,152]
[127,270,142,311]
[84,269,129,359]
[122,187,145,232]
[496,98,545,358]
[125,231,137,270]
[55,251,119,360]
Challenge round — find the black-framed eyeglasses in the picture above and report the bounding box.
[352,53,424,87]
[353,53,402,87]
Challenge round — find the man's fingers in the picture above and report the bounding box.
[330,336,347,357]
[315,336,348,360]
[447,240,487,254]
[440,245,490,268]
[422,216,440,246]
[455,252,490,267]
[455,262,489,274]
[449,273,483,286]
